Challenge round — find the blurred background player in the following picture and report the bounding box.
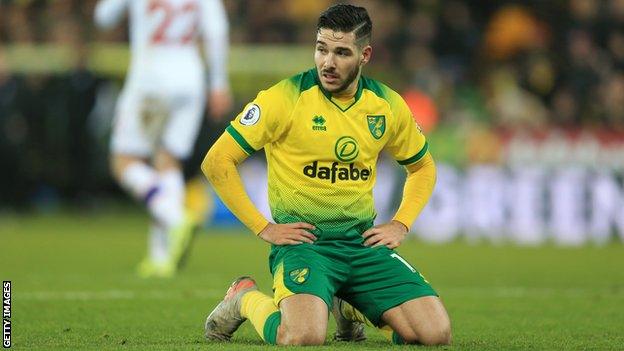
[94,0,232,277]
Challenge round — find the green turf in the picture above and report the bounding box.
[1,208,623,350]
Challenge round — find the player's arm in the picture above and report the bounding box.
[392,152,436,229]
[363,89,435,249]
[202,81,317,244]
[199,0,232,118]
[362,153,436,248]
[201,134,316,245]
[94,0,128,29]
[201,134,267,234]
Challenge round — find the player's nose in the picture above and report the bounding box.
[323,53,336,69]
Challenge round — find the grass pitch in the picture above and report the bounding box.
[1,207,623,350]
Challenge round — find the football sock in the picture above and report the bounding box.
[380,325,405,344]
[339,299,404,344]
[147,169,185,229]
[119,162,180,227]
[148,222,168,264]
[120,162,158,200]
[240,291,280,344]
[340,300,369,324]
[184,176,212,222]
[158,169,185,206]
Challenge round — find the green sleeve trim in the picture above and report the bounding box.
[397,142,429,165]
[226,125,256,155]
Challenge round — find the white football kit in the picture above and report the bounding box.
[95,0,229,158]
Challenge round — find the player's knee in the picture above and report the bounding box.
[397,317,451,346]
[153,149,180,171]
[415,320,452,346]
[277,325,326,346]
[109,154,129,181]
[281,334,325,346]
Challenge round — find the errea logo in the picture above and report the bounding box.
[312,115,326,131]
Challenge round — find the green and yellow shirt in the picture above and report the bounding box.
[227,68,428,240]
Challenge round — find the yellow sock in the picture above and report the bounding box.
[338,298,370,325]
[380,324,404,344]
[240,290,280,343]
[338,299,402,344]
[380,325,393,341]
[345,305,368,324]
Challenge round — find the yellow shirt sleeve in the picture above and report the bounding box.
[226,79,298,153]
[202,78,301,235]
[383,88,434,228]
[392,153,436,229]
[201,133,270,235]
[384,90,428,165]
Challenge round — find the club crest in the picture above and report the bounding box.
[367,115,386,139]
[289,268,310,284]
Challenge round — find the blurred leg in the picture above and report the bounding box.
[148,221,168,264]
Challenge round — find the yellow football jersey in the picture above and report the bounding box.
[227,68,428,240]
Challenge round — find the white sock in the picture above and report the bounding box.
[120,162,159,200]
[147,169,185,229]
[159,169,185,206]
[148,222,168,264]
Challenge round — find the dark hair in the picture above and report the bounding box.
[317,4,372,45]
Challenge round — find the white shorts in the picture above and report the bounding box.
[110,81,205,159]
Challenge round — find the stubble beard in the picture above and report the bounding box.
[325,64,360,95]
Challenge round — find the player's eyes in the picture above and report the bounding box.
[316,47,327,53]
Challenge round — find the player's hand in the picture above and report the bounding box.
[258,222,317,245]
[207,89,233,121]
[362,220,408,249]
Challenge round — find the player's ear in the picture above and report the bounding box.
[360,45,372,65]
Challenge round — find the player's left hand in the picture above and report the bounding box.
[362,220,409,249]
[208,89,233,121]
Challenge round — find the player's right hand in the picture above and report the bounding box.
[258,222,317,245]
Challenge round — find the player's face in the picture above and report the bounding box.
[315,28,371,97]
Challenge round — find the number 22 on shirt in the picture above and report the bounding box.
[148,0,198,45]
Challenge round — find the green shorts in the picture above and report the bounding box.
[269,240,438,326]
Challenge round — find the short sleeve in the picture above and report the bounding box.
[384,91,429,165]
[226,80,295,154]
